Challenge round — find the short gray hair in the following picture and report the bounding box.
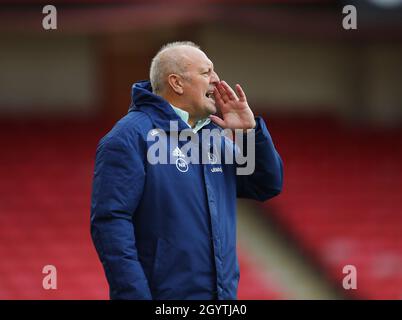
[150,41,201,95]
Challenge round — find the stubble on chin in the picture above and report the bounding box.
[208,100,217,114]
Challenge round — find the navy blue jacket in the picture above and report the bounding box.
[90,81,283,300]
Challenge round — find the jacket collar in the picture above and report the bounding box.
[128,80,190,132]
[170,104,212,133]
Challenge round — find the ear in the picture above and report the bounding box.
[167,74,184,95]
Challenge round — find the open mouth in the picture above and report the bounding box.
[206,91,215,99]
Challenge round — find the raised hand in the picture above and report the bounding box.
[209,81,256,130]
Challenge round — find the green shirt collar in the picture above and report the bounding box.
[171,104,211,133]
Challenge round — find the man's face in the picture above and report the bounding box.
[180,48,220,119]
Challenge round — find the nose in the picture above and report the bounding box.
[210,70,220,84]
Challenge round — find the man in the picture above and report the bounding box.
[90,41,283,300]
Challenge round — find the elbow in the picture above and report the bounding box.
[271,179,283,197]
[261,184,282,202]
[271,184,283,198]
[251,174,283,202]
[262,163,284,201]
[273,155,284,196]
[275,169,284,196]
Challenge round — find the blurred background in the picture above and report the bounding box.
[0,0,402,299]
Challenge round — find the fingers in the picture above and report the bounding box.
[209,115,226,128]
[221,81,238,101]
[215,82,229,103]
[216,81,238,103]
[235,84,246,102]
[213,87,224,107]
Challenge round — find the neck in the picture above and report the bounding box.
[175,104,198,127]
[162,93,200,128]
[187,117,197,128]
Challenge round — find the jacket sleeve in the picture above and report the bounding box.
[90,132,152,300]
[236,116,283,201]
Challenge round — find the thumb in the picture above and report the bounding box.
[209,115,226,128]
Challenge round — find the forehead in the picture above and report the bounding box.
[181,47,213,70]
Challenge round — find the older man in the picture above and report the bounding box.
[90,41,283,300]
